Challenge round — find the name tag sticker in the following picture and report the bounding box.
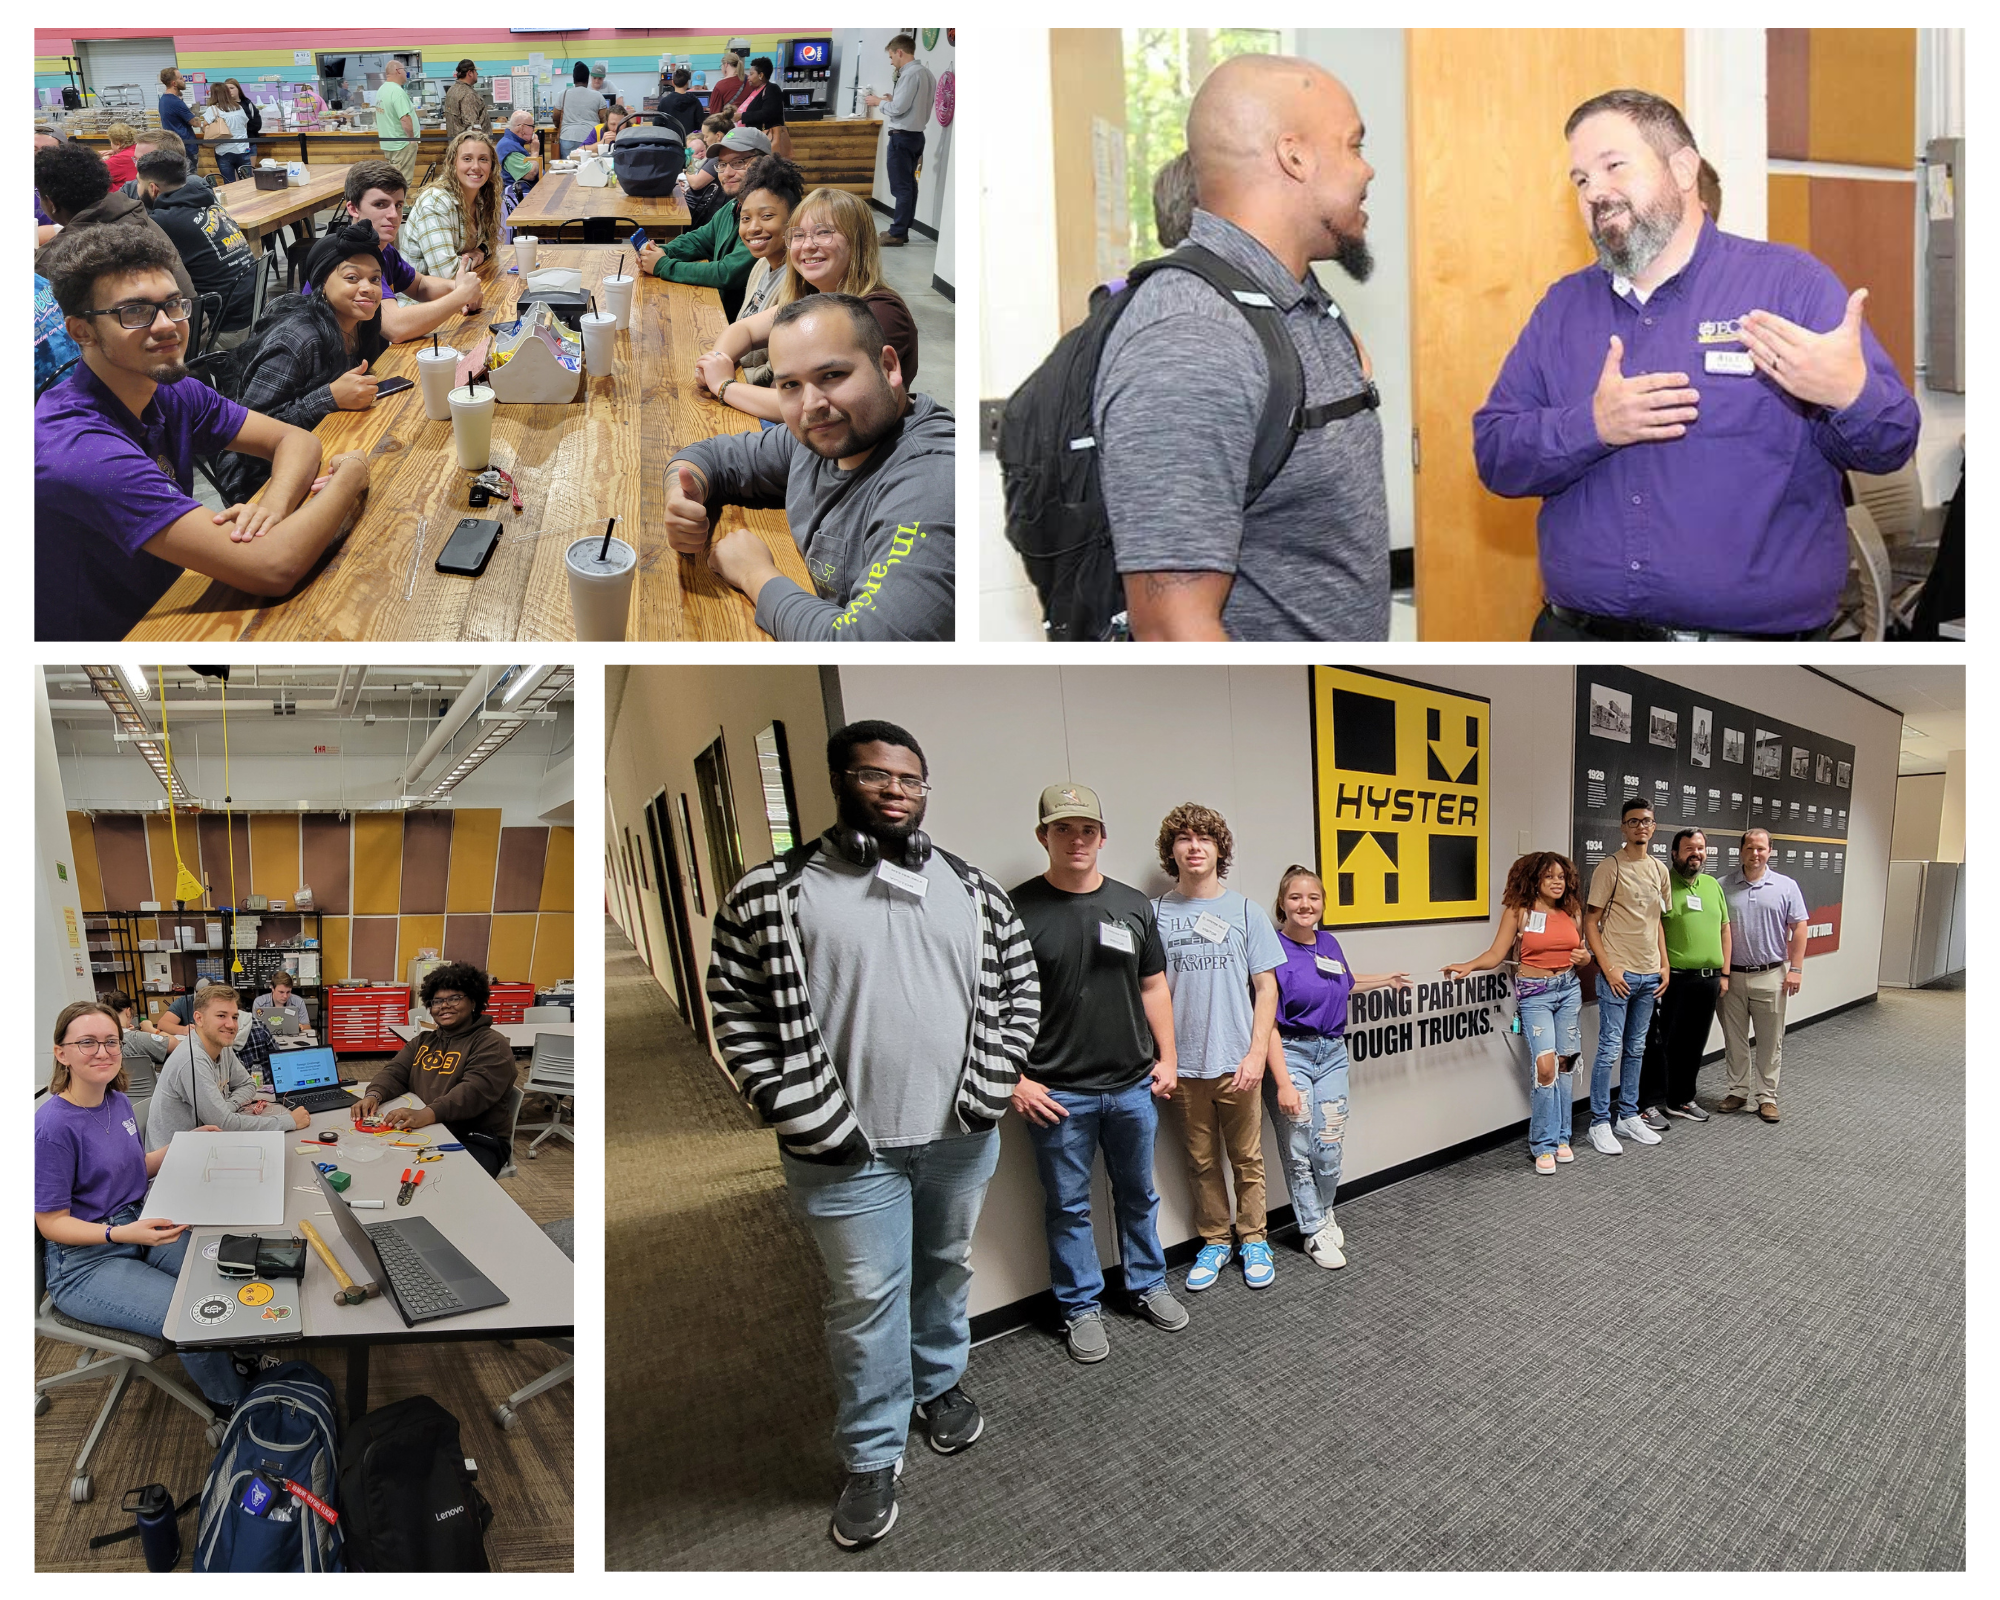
[874,860,928,899]
[1193,912,1230,944]
[1098,921,1136,954]
[1314,955,1344,976]
[1685,893,1703,911]
[1524,911,1547,934]
[1705,350,1754,375]
[1662,898,1673,916]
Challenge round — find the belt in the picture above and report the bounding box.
[1546,604,1829,644]
[1732,960,1785,974]
[1674,967,1725,979]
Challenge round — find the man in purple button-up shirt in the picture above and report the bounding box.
[1474,89,1919,642]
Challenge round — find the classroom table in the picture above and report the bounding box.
[389,1021,573,1049]
[504,170,692,236]
[209,165,353,255]
[161,1097,574,1423]
[127,246,803,641]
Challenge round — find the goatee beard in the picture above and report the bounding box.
[838,792,922,847]
[1591,189,1682,279]
[1329,227,1373,283]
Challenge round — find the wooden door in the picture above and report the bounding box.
[1407,29,1684,640]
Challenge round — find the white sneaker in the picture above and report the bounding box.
[1615,1114,1661,1146]
[1318,1213,1344,1249]
[1303,1222,1346,1269]
[1588,1121,1624,1155]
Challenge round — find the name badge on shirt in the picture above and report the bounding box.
[1193,912,1230,943]
[1524,911,1547,934]
[1098,920,1136,954]
[1685,893,1703,911]
[1661,898,1673,916]
[1705,350,1754,376]
[875,860,928,899]
[1315,955,1344,977]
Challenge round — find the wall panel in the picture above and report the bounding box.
[396,914,447,979]
[530,913,574,987]
[352,814,404,915]
[539,825,574,912]
[348,916,400,982]
[399,811,454,914]
[249,813,301,905]
[445,808,502,913]
[93,816,152,910]
[494,827,549,912]
[66,812,104,912]
[487,913,538,981]
[1806,28,1915,168]
[196,813,254,908]
[444,913,492,969]
[301,813,352,913]
[320,915,351,983]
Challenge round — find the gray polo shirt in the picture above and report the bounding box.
[885,61,935,132]
[1720,867,1810,966]
[1093,209,1390,641]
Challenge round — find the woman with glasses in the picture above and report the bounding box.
[687,156,805,424]
[35,1001,245,1410]
[352,964,522,1178]
[1441,853,1593,1174]
[694,186,919,425]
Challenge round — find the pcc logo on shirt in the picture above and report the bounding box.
[1697,316,1746,345]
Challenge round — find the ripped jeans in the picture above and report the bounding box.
[1514,970,1582,1156]
[1262,1030,1349,1240]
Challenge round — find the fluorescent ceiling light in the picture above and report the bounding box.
[120,665,153,699]
[501,664,550,706]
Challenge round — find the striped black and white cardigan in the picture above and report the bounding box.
[706,838,1042,1165]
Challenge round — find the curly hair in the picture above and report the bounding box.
[1156,803,1234,880]
[421,961,491,1015]
[415,128,503,261]
[1501,852,1581,917]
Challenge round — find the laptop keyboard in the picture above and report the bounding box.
[370,1226,465,1316]
[287,1087,356,1113]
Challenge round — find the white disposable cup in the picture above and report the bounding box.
[416,345,459,421]
[581,311,617,375]
[513,234,538,274]
[447,384,496,470]
[565,536,637,640]
[602,274,635,331]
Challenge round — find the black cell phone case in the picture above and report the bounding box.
[435,518,503,577]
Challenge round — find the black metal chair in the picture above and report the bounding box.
[184,349,243,501]
[191,291,224,359]
[551,216,640,245]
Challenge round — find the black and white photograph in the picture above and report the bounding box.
[1724,727,1747,764]
[1755,729,1784,778]
[1691,707,1713,768]
[1839,760,1854,788]
[1648,706,1679,749]
[1816,753,1835,785]
[1791,746,1813,780]
[1588,683,1632,741]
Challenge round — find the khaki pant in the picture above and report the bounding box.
[1175,1074,1265,1245]
[380,140,418,183]
[1718,965,1789,1105]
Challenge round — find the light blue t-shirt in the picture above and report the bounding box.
[1153,887,1284,1078]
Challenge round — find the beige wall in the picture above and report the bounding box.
[1938,750,1965,863]
[1892,773,1948,860]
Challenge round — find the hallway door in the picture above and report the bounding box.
[648,790,708,1051]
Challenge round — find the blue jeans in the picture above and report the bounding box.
[1516,971,1582,1155]
[1023,1077,1167,1319]
[781,1130,1000,1472]
[1591,970,1661,1126]
[886,129,924,235]
[42,1204,247,1406]
[1262,1032,1349,1238]
[217,149,251,183]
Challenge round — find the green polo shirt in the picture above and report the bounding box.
[1662,871,1730,970]
[375,80,415,148]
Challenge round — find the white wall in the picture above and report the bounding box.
[831,29,953,238]
[1938,749,1965,862]
[978,29,1059,398]
[37,672,95,1094]
[837,663,1904,1315]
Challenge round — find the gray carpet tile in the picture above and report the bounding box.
[620,931,1963,1572]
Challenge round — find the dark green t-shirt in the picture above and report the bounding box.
[1008,874,1166,1093]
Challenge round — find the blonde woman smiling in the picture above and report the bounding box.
[402,129,503,278]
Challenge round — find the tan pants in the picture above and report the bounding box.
[380,140,418,183]
[1718,965,1789,1105]
[1175,1074,1266,1245]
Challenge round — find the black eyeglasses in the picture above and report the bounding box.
[84,295,194,330]
[846,767,930,796]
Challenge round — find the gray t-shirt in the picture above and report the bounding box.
[1094,209,1390,641]
[1153,886,1285,1079]
[795,849,979,1147]
[559,85,606,142]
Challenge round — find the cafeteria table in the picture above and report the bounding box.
[504,170,691,237]
[127,246,803,641]
[210,165,354,255]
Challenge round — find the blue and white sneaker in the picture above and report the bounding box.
[1185,1243,1231,1291]
[1241,1240,1276,1289]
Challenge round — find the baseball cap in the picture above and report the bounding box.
[717,127,773,157]
[1038,784,1103,826]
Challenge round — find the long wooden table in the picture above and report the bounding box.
[210,164,354,254]
[504,170,691,236]
[127,248,803,641]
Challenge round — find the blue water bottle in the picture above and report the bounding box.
[123,1484,182,1571]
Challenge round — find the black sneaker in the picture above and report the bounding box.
[830,1462,900,1549]
[1665,1100,1710,1123]
[912,1384,983,1454]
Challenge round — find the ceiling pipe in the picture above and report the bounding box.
[399,664,508,787]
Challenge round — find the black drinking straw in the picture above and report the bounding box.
[597,517,617,562]
[431,332,438,359]
[616,252,625,281]
[590,294,598,317]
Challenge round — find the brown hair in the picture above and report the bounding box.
[343,158,407,212]
[207,80,240,111]
[1273,864,1324,924]
[887,34,917,55]
[1155,803,1234,880]
[195,984,243,1016]
[1501,852,1581,918]
[1563,88,1696,162]
[50,1001,130,1097]
[702,112,735,139]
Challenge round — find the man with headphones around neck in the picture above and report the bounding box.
[707,719,1041,1551]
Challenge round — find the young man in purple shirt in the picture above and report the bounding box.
[325,160,483,344]
[34,222,370,639]
[1473,89,1918,643]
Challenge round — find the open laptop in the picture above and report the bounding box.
[173,1239,303,1348]
[256,1007,302,1036]
[313,1169,509,1327]
[269,1046,356,1114]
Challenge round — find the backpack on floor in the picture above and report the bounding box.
[995,244,1378,642]
[337,1396,493,1571]
[611,124,685,196]
[192,1360,343,1572]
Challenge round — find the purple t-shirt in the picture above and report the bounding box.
[301,242,416,300]
[35,1090,149,1222]
[1274,929,1354,1038]
[35,362,248,640]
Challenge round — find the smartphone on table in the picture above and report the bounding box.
[374,375,415,397]
[434,518,503,578]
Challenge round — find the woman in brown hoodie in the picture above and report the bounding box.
[354,962,520,1177]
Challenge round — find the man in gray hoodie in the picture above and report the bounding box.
[666,292,954,640]
[147,985,309,1148]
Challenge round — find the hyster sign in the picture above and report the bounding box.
[1308,667,1491,927]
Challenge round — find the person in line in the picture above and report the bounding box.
[733,56,787,155]
[333,160,484,342]
[558,62,605,158]
[589,62,615,109]
[101,122,140,188]
[665,293,955,640]
[35,141,198,311]
[1636,828,1731,1132]
[157,67,200,166]
[495,109,544,201]
[1473,88,1919,642]
[1094,55,1388,640]
[1151,803,1283,1291]
[1008,783,1187,1365]
[1582,798,1672,1154]
[251,973,313,1037]
[1443,852,1594,1173]
[374,58,418,183]
[655,67,705,136]
[36,1000,246,1412]
[401,128,502,278]
[353,963,520,1177]
[696,185,917,425]
[148,986,310,1145]
[199,80,253,185]
[134,145,257,350]
[100,988,174,1101]
[1264,865,1409,1254]
[1716,828,1810,1123]
[35,223,370,641]
[215,223,387,505]
[638,126,765,319]
[862,35,934,247]
[222,79,263,153]
[707,51,747,115]
[443,59,486,141]
[682,115,735,228]
[707,720,1040,1550]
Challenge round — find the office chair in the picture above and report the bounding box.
[521,1032,575,1157]
[497,1083,525,1180]
[521,1005,570,1022]
[492,1219,572,1432]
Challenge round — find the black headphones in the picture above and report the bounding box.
[821,824,932,871]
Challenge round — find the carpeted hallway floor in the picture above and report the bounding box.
[611,912,1963,1572]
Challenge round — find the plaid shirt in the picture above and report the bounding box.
[234,1019,274,1088]
[403,186,485,278]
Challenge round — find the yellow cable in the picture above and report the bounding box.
[159,666,204,905]
[223,679,242,974]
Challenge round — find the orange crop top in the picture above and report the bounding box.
[1518,908,1580,970]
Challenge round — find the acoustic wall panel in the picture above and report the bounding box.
[321,916,351,984]
[494,827,549,912]
[66,812,104,912]
[1767,29,1810,160]
[1806,29,1915,170]
[249,813,300,906]
[146,815,189,906]
[399,811,454,914]
[396,914,447,978]
[196,813,254,908]
[445,808,502,913]
[93,816,152,911]
[530,913,574,987]
[348,916,400,982]
[443,913,492,969]
[301,813,352,913]
[352,814,404,915]
[540,825,574,912]
[487,914,538,982]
